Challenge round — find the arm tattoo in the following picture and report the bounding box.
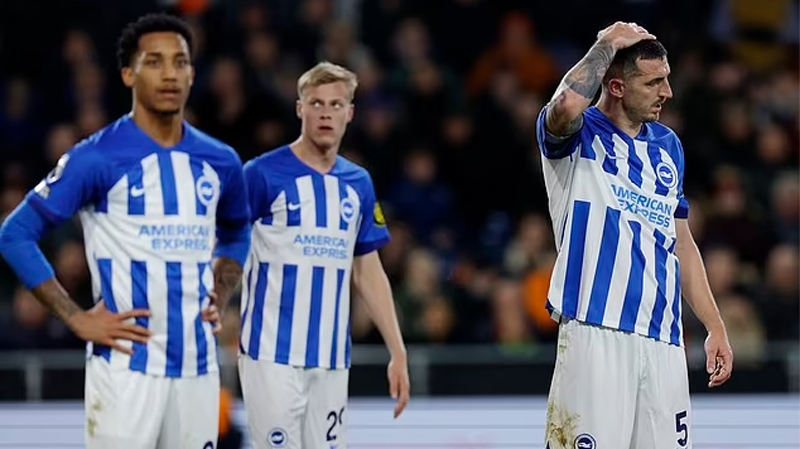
[32,280,83,322]
[564,39,615,99]
[213,257,243,309]
[546,40,615,137]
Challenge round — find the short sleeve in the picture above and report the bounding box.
[243,159,270,222]
[354,175,391,256]
[536,105,583,160]
[216,154,252,228]
[673,137,690,219]
[27,144,104,223]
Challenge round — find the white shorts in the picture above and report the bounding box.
[545,319,691,449]
[239,356,349,449]
[84,356,220,449]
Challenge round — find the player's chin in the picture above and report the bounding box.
[153,104,183,116]
[312,135,339,150]
[642,111,660,122]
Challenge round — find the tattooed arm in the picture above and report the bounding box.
[545,22,655,137]
[0,200,150,353]
[33,280,83,323]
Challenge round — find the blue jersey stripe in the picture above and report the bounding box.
[345,313,352,368]
[586,207,620,324]
[311,176,327,228]
[599,134,619,176]
[275,264,298,364]
[646,143,669,197]
[305,266,325,367]
[195,263,209,375]
[648,230,669,339]
[579,141,596,160]
[94,258,117,361]
[285,182,301,227]
[240,265,254,354]
[670,258,682,345]
[562,201,591,318]
[626,139,644,188]
[129,261,149,372]
[248,263,269,359]
[619,221,645,332]
[330,268,345,368]
[338,181,352,231]
[158,153,179,215]
[165,262,183,377]
[128,169,145,216]
[190,161,207,216]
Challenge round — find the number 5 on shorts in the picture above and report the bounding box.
[675,410,688,447]
[326,407,345,442]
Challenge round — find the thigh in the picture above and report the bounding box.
[303,369,350,449]
[238,356,307,449]
[157,372,220,449]
[632,341,692,449]
[545,320,639,449]
[85,356,167,449]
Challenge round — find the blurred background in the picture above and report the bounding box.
[0,0,797,447]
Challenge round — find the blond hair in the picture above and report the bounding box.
[297,61,358,100]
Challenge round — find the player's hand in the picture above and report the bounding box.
[387,355,410,419]
[596,21,656,51]
[69,301,151,355]
[202,291,223,335]
[705,330,734,388]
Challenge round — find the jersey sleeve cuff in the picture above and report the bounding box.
[354,237,391,256]
[674,205,689,219]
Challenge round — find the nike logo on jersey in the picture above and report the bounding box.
[287,202,302,211]
[131,186,145,197]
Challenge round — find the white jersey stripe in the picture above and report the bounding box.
[180,262,200,376]
[296,175,315,227]
[324,175,341,230]
[170,152,196,217]
[289,263,313,365]
[141,154,164,216]
[107,176,128,216]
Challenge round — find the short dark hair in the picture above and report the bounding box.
[603,39,667,83]
[116,13,194,70]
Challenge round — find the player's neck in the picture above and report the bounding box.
[290,137,338,174]
[596,96,643,139]
[131,107,184,148]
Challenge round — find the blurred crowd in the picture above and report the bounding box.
[0,0,797,372]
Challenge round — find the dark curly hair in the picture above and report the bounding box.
[603,39,668,83]
[116,13,194,70]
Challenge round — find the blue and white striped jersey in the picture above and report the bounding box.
[239,146,391,370]
[27,114,250,377]
[536,106,690,347]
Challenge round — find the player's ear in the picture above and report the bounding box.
[607,78,625,98]
[346,103,354,124]
[121,67,135,88]
[295,99,302,119]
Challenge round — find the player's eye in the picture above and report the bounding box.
[312,100,322,108]
[145,59,160,67]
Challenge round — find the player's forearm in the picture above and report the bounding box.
[677,239,725,334]
[213,257,243,311]
[32,279,85,328]
[358,279,407,360]
[353,255,407,360]
[546,39,615,136]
